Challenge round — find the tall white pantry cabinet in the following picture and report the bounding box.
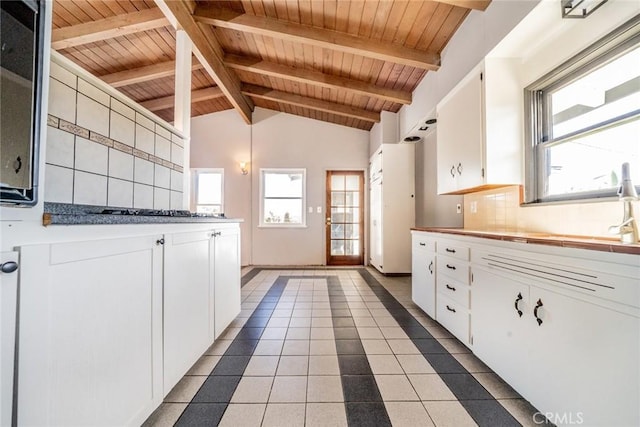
[369,144,415,274]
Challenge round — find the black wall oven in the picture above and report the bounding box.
[0,0,46,206]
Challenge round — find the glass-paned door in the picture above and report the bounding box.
[326,171,364,265]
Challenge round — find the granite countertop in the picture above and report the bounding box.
[43,202,243,226]
[411,227,640,255]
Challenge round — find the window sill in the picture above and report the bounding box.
[258,224,308,229]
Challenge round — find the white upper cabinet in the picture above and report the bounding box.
[436,58,523,195]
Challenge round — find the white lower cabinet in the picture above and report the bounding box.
[18,236,164,426]
[213,227,241,339]
[0,251,19,427]
[411,232,436,318]
[473,264,640,427]
[15,223,242,426]
[163,230,213,395]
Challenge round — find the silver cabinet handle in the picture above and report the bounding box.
[0,261,18,274]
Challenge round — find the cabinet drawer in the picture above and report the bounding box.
[412,233,435,253]
[436,293,470,345]
[437,241,469,261]
[437,255,469,284]
[437,278,469,308]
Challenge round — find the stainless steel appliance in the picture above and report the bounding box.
[1,0,46,206]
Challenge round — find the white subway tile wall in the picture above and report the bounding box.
[44,69,185,209]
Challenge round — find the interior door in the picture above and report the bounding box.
[1,251,19,427]
[326,171,364,265]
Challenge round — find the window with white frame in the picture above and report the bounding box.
[260,168,306,227]
[191,168,224,213]
[524,18,640,203]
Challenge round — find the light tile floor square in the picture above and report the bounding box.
[269,376,308,403]
[217,403,266,427]
[230,376,274,403]
[244,355,279,376]
[282,340,310,356]
[408,374,457,401]
[305,403,348,427]
[253,339,284,356]
[262,403,306,427]
[307,375,344,402]
[386,401,435,427]
[374,375,420,401]
[367,354,404,374]
[423,401,478,427]
[276,355,309,376]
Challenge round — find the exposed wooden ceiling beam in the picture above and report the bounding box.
[155,0,253,124]
[225,55,411,105]
[242,84,380,123]
[194,7,440,71]
[100,57,204,87]
[51,8,169,50]
[140,86,224,111]
[433,0,492,11]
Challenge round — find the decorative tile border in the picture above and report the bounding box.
[48,114,184,173]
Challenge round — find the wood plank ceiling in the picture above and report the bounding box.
[51,0,491,130]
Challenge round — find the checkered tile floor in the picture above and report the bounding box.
[143,267,544,427]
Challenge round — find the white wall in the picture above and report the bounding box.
[191,107,369,266]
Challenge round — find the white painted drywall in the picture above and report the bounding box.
[191,107,369,266]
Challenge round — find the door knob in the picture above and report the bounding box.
[0,261,18,274]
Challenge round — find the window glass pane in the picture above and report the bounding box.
[197,172,222,205]
[343,207,359,223]
[331,192,345,206]
[345,175,359,191]
[263,198,303,224]
[345,192,359,206]
[264,172,303,197]
[331,240,344,255]
[196,204,222,214]
[545,118,640,197]
[331,175,345,191]
[331,224,343,239]
[331,207,345,223]
[345,224,359,239]
[550,46,640,139]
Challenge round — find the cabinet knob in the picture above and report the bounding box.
[514,292,523,318]
[419,242,426,246]
[156,238,165,246]
[534,299,544,326]
[0,261,18,274]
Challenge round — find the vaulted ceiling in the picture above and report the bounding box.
[51,0,491,130]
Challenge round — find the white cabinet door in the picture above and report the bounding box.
[472,267,531,395]
[436,70,484,194]
[412,248,436,318]
[528,287,640,427]
[163,230,212,395]
[213,227,241,339]
[18,236,163,427]
[0,252,19,427]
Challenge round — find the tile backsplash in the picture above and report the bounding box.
[44,59,185,210]
[464,185,638,239]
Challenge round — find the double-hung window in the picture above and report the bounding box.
[260,168,306,227]
[524,17,640,203]
[191,168,224,213]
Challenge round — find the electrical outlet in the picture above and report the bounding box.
[308,206,313,213]
[456,203,462,214]
[317,206,322,213]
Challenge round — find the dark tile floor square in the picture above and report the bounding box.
[250,309,274,318]
[334,327,359,339]
[330,302,350,309]
[413,338,448,354]
[243,317,270,328]
[211,355,251,375]
[192,375,241,403]
[345,402,392,427]
[336,339,365,354]
[257,303,277,310]
[440,374,494,400]
[235,328,264,340]
[402,326,433,339]
[224,340,259,356]
[331,309,352,317]
[422,353,468,373]
[338,355,372,375]
[342,375,383,402]
[174,403,226,427]
[333,317,355,328]
[460,400,522,427]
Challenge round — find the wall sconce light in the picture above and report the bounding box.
[239,162,249,175]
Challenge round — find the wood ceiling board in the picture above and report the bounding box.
[242,84,380,123]
[158,0,254,124]
[52,8,170,50]
[194,7,441,71]
[427,5,469,52]
[435,0,491,11]
[224,54,411,104]
[140,86,224,111]
[100,57,203,87]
